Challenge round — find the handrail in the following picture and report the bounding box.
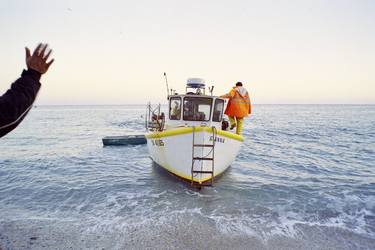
[145,103,165,132]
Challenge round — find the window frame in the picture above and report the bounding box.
[182,96,213,122]
[212,98,224,122]
[169,96,182,120]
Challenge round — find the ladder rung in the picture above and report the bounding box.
[192,170,214,174]
[193,144,214,147]
[193,157,214,161]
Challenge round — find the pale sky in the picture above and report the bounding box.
[0,0,374,104]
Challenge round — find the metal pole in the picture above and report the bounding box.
[164,72,169,99]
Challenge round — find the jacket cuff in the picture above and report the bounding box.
[22,68,42,82]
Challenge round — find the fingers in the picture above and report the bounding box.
[39,44,48,57]
[44,46,54,66]
[26,42,54,73]
[30,43,53,61]
[46,58,55,68]
[25,47,31,60]
[43,49,52,61]
[32,43,42,57]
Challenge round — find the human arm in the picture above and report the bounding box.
[220,88,236,99]
[0,43,54,138]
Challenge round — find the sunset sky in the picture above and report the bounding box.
[0,0,374,104]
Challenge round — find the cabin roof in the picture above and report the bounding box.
[169,94,223,99]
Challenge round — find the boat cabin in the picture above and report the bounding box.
[167,78,226,130]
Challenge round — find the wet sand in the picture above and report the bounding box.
[1,218,374,250]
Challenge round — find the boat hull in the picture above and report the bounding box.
[146,127,243,184]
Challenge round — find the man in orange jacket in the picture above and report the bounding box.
[220,82,251,135]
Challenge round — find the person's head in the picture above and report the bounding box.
[235,82,243,87]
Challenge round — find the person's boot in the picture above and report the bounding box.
[230,123,236,130]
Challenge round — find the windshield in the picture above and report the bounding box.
[183,97,212,121]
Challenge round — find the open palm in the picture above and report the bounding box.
[25,43,54,74]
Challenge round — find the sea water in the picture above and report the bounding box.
[0,105,374,249]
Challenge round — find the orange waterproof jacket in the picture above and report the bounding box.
[223,87,251,118]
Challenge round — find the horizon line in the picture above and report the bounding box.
[34,103,375,106]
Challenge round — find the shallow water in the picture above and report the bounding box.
[0,105,374,249]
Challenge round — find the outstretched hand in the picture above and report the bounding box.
[25,43,54,74]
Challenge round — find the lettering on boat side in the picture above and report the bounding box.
[209,136,225,143]
[151,139,165,146]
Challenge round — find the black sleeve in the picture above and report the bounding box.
[0,69,42,138]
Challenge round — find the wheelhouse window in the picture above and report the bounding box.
[183,97,212,121]
[169,97,181,120]
[212,99,224,122]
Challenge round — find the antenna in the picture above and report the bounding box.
[209,85,215,96]
[164,72,170,99]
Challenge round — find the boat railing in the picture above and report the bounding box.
[145,103,165,132]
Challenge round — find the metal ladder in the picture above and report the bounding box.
[191,126,217,187]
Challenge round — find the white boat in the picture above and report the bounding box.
[145,78,244,186]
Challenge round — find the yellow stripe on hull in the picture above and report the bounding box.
[152,158,227,183]
[145,126,243,142]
